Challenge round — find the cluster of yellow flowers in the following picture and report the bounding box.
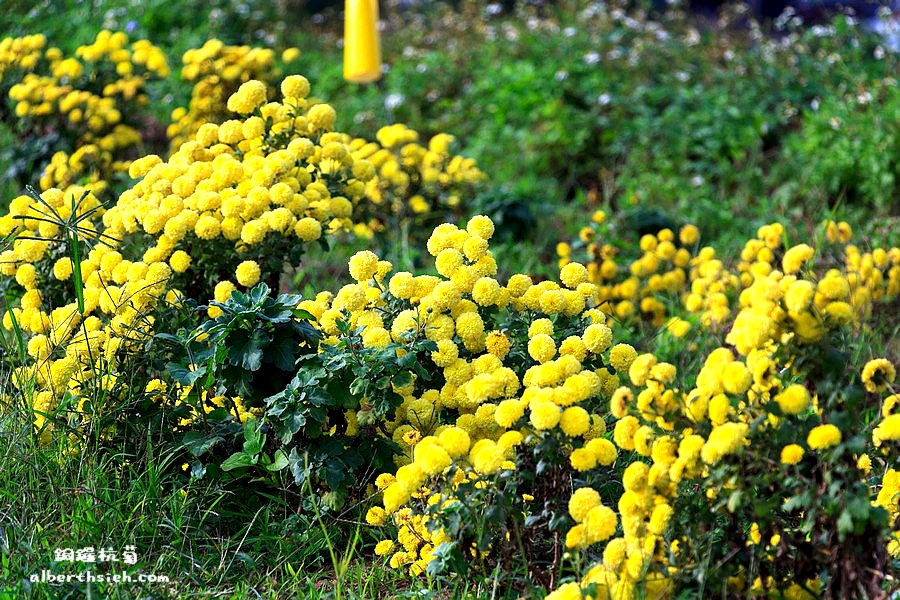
[0,184,173,441]
[348,123,486,236]
[343,213,898,592]
[726,224,899,354]
[297,215,640,575]
[0,73,348,439]
[543,228,899,598]
[868,362,899,557]
[562,213,900,341]
[876,469,900,557]
[2,31,169,196]
[0,66,486,448]
[110,76,374,308]
[0,34,47,75]
[558,214,734,328]
[143,379,260,427]
[166,40,295,148]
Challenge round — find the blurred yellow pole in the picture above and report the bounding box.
[344,0,382,83]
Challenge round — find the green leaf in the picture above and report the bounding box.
[249,283,271,305]
[225,328,268,371]
[837,510,853,535]
[292,308,316,321]
[180,432,223,457]
[221,452,254,471]
[266,449,289,472]
[166,363,206,386]
[349,377,369,396]
[398,352,418,369]
[392,371,413,389]
[243,419,265,455]
[267,335,297,371]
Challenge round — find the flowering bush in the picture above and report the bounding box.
[166,39,293,149]
[331,215,897,595]
[541,220,900,598]
[111,75,376,300]
[349,123,486,243]
[0,31,169,201]
[0,21,897,599]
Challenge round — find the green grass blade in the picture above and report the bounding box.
[70,231,85,316]
[6,305,25,363]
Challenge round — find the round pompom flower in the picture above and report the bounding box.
[582,324,613,354]
[235,260,261,287]
[281,74,310,99]
[582,505,617,545]
[169,250,191,273]
[417,443,452,475]
[227,80,267,113]
[781,243,814,274]
[722,361,752,395]
[545,582,583,600]
[349,250,379,282]
[530,399,561,430]
[485,331,510,358]
[628,353,658,387]
[437,427,470,458]
[569,448,597,471]
[495,399,526,428]
[528,318,553,338]
[780,444,804,465]
[609,343,637,373]
[603,538,627,570]
[560,406,591,437]
[775,384,811,415]
[568,487,601,523]
[374,540,395,556]
[466,215,494,240]
[307,103,337,131]
[214,281,237,303]
[365,506,387,525]
[528,334,556,363]
[807,424,841,450]
[52,257,73,280]
[873,414,900,446]
[613,416,639,450]
[560,262,589,289]
[586,438,617,466]
[294,217,322,241]
[472,277,501,306]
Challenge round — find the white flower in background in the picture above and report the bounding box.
[385,93,405,111]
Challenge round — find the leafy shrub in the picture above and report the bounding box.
[784,80,898,210]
